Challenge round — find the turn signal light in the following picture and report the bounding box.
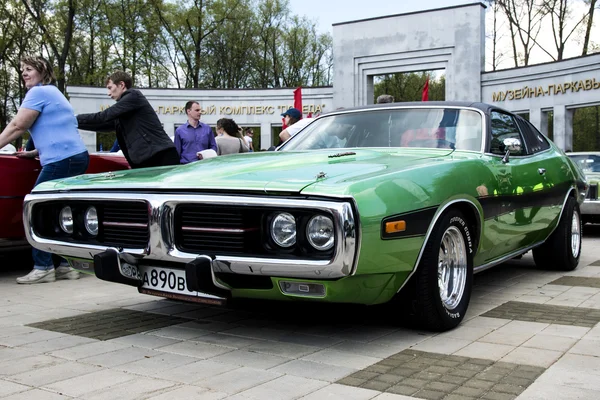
[385,220,406,234]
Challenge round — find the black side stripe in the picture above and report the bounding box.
[380,182,573,240]
[381,207,437,240]
[478,181,571,220]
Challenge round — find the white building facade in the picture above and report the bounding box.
[70,86,333,151]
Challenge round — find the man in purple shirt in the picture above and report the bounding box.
[174,101,217,164]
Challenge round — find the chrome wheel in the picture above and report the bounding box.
[571,210,581,257]
[438,226,467,310]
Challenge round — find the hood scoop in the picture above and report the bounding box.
[328,151,356,158]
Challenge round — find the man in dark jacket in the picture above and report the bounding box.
[77,71,179,169]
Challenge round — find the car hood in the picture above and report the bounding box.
[34,149,455,195]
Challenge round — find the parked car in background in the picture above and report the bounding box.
[0,152,129,252]
[0,144,17,154]
[23,102,586,331]
[567,151,600,224]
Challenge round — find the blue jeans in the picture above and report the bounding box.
[33,151,89,270]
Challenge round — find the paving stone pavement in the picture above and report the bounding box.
[481,301,600,327]
[28,309,190,340]
[0,226,600,399]
[337,350,544,399]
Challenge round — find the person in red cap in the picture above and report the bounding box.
[279,107,314,143]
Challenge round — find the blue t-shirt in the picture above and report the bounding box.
[20,84,87,166]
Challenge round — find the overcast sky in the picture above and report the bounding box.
[288,0,468,34]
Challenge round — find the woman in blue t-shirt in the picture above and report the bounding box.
[0,55,89,284]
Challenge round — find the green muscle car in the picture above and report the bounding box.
[23,102,587,331]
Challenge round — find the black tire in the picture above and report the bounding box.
[410,209,474,331]
[533,196,581,271]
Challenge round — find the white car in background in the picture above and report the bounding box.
[567,152,600,224]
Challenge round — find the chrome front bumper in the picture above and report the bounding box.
[23,192,358,279]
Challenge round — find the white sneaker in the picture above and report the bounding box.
[16,269,56,284]
[55,265,80,280]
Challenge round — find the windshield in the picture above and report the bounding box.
[281,108,483,152]
[568,154,600,173]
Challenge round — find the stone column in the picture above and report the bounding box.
[529,108,548,136]
[260,122,272,150]
[79,130,96,153]
[553,105,574,151]
[565,108,573,151]
[366,75,374,105]
[540,111,548,138]
[163,122,176,140]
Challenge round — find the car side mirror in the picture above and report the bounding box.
[503,138,522,153]
[501,137,522,163]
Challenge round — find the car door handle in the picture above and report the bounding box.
[538,168,546,175]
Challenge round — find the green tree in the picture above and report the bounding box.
[496,0,547,66]
[307,31,333,86]
[0,0,36,132]
[540,0,590,61]
[21,0,76,93]
[374,72,445,102]
[204,0,256,88]
[253,0,289,88]
[68,0,112,86]
[151,0,243,88]
[101,0,149,84]
[573,106,600,151]
[280,17,332,87]
[582,0,598,55]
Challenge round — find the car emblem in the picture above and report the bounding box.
[104,171,116,179]
[316,171,327,179]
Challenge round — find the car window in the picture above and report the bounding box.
[281,108,483,152]
[489,111,526,156]
[515,117,550,155]
[525,120,550,152]
[568,154,600,173]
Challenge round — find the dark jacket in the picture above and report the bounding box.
[77,89,175,166]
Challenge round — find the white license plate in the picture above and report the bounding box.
[138,265,222,302]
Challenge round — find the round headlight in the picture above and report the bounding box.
[59,206,73,234]
[307,215,334,250]
[84,206,99,236]
[271,212,296,248]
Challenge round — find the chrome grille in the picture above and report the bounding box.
[32,200,149,249]
[102,202,149,248]
[175,205,261,255]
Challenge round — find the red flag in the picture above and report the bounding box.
[293,87,303,118]
[422,76,429,101]
[283,87,303,130]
